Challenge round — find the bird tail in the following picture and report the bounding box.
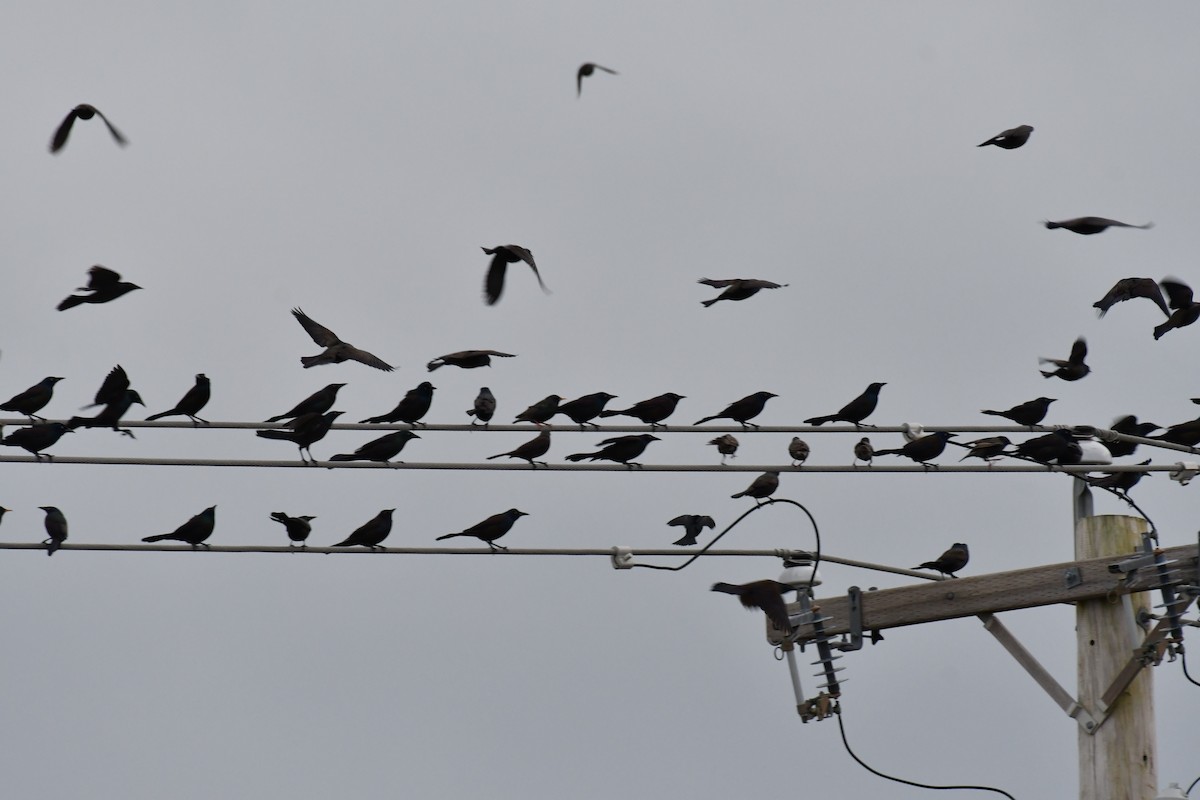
[142,534,174,543]
[299,356,323,369]
[598,409,622,418]
[1153,322,1170,340]
[256,429,294,440]
[435,533,465,541]
[270,512,289,523]
[872,448,900,456]
[359,416,388,424]
[328,454,358,461]
[47,541,60,556]
[729,490,746,499]
[1038,370,1056,379]
[145,410,173,421]
[564,453,590,462]
[264,414,290,423]
[802,415,836,426]
[700,299,719,308]
[56,296,85,312]
[426,360,443,372]
[914,561,937,570]
[693,416,717,425]
[979,409,1005,418]
[711,582,743,595]
[485,453,505,460]
[66,416,91,430]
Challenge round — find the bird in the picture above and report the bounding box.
[668,514,716,546]
[698,278,788,307]
[731,471,780,504]
[980,397,1056,427]
[57,266,141,311]
[694,391,777,428]
[1,422,73,460]
[81,365,131,409]
[426,350,516,371]
[913,543,969,577]
[1044,217,1153,235]
[958,436,1011,463]
[874,432,956,467]
[1151,417,1200,448]
[708,433,739,464]
[553,392,618,429]
[331,509,394,550]
[1,376,64,421]
[1012,429,1081,464]
[1093,277,1170,318]
[1103,415,1161,458]
[598,393,685,428]
[142,506,216,549]
[789,437,810,466]
[1153,279,1200,340]
[514,395,563,424]
[329,430,420,465]
[977,124,1033,149]
[264,383,346,423]
[270,512,316,547]
[360,382,435,426]
[256,410,343,463]
[1085,460,1152,497]
[467,387,496,426]
[436,509,527,552]
[0,506,8,528]
[853,437,874,467]
[49,104,127,153]
[481,245,549,305]
[290,308,394,371]
[39,506,68,556]
[565,434,659,467]
[711,580,794,633]
[487,429,551,468]
[146,374,211,425]
[1039,337,1090,381]
[68,389,145,437]
[577,62,618,96]
[804,383,886,427]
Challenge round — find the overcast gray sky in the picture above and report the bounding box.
[2,3,1199,797]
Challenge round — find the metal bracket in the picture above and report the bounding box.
[1064,566,1083,589]
[836,586,866,652]
[610,546,634,569]
[1169,461,1200,485]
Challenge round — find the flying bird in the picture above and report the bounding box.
[577,62,618,96]
[668,514,716,546]
[789,437,810,466]
[1039,337,1090,381]
[146,374,210,425]
[598,393,685,428]
[57,266,141,311]
[68,389,145,437]
[853,437,874,467]
[1153,279,1200,340]
[731,471,780,504]
[1093,277,1170,318]
[708,433,739,464]
[81,365,131,409]
[329,430,420,465]
[694,391,777,428]
[1044,217,1153,235]
[874,432,956,468]
[426,350,516,371]
[142,506,216,549]
[1103,415,1160,458]
[487,429,551,468]
[980,397,1055,427]
[290,308,394,371]
[977,124,1033,149]
[360,381,435,426]
[270,512,316,547]
[49,104,127,153]
[565,433,659,467]
[256,410,344,463]
[481,245,549,305]
[711,580,794,633]
[265,383,346,423]
[804,383,886,427]
[435,509,528,552]
[698,278,788,307]
[1,376,64,421]
[1,422,73,460]
[331,509,394,550]
[39,506,68,557]
[467,387,496,426]
[913,543,969,577]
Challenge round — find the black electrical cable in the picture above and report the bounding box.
[834,703,1016,799]
[1188,773,1199,795]
[1181,647,1200,688]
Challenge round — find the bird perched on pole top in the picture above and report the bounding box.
[481,245,549,305]
[39,506,68,556]
[1043,217,1153,235]
[426,350,516,371]
[913,543,969,578]
[290,308,394,371]
[270,512,316,548]
[142,506,216,549]
[980,397,1055,427]
[698,278,787,307]
[668,514,716,547]
[1,376,64,421]
[598,393,685,429]
[436,509,528,552]
[694,391,777,429]
[976,124,1033,149]
[146,374,211,425]
[49,104,127,153]
[577,62,618,96]
[57,266,141,311]
[711,580,794,633]
[731,471,780,504]
[804,382,886,427]
[708,434,739,464]
[1039,337,1090,381]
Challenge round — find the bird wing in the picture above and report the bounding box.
[1161,279,1194,310]
[291,308,341,347]
[593,64,618,74]
[667,515,692,528]
[343,346,395,372]
[740,279,785,289]
[698,278,738,288]
[479,350,516,357]
[92,365,130,406]
[86,266,122,290]
[49,108,79,153]
[1069,338,1087,364]
[92,108,128,146]
[507,245,549,294]
[484,252,508,305]
[577,66,585,96]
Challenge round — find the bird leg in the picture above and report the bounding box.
[487,542,510,553]
[117,427,137,438]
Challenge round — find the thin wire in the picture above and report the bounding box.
[834,703,1016,799]
[1188,773,1199,795]
[1182,647,1200,688]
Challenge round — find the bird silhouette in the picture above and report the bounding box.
[265,383,346,423]
[977,124,1033,149]
[331,509,394,549]
[1013,429,1081,464]
[565,434,659,467]
[270,512,316,547]
[1,376,64,421]
[1153,279,1200,340]
[481,245,549,305]
[874,432,956,468]
[68,389,145,437]
[698,278,787,307]
[436,509,527,552]
[1103,415,1160,458]
[256,410,344,463]
[959,436,1011,463]
[426,350,516,371]
[980,397,1055,427]
[329,430,420,465]
[1044,217,1153,235]
[577,62,618,96]
[142,506,216,549]
[487,429,551,468]
[731,471,780,504]
[1093,277,1170,318]
[804,383,886,427]
[1151,416,1200,447]
[853,437,874,467]
[553,392,618,429]
[146,374,210,425]
[694,391,777,428]
[708,433,739,464]
[467,387,496,426]
[290,308,394,371]
[711,580,794,633]
[514,395,563,424]
[81,365,130,409]
[39,506,68,556]
[1,422,73,460]
[360,382,435,426]
[668,514,716,546]
[1039,337,1090,381]
[50,104,127,153]
[598,393,685,428]
[57,266,141,311]
[1086,460,1152,497]
[789,437,810,467]
[913,543,969,577]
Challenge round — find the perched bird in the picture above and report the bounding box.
[1044,217,1153,235]
[331,509,394,550]
[694,391,777,428]
[487,429,551,468]
[49,104,127,153]
[467,387,496,426]
[1013,429,1081,465]
[981,397,1055,427]
[256,410,344,463]
[81,365,131,409]
[853,437,874,467]
[57,266,141,311]
[481,245,549,305]
[68,389,145,437]
[788,437,810,466]
[708,433,739,464]
[329,430,420,465]
[1,376,64,421]
[1152,417,1200,448]
[977,124,1033,149]
[291,308,394,371]
[436,509,528,552]
[959,436,1011,463]
[804,383,886,427]
[565,433,659,467]
[1086,460,1152,496]
[39,506,68,557]
[142,506,216,549]
[711,580,794,633]
[360,382,435,426]
[1039,337,1090,381]
[1093,277,1170,318]
[913,543,969,577]
[553,392,618,429]
[426,350,516,371]
[874,432,956,467]
[668,514,716,547]
[1103,415,1161,458]
[146,374,210,425]
[731,471,780,504]
[514,394,563,424]
[1,422,73,460]
[699,278,788,307]
[270,512,316,547]
[0,506,8,528]
[1153,279,1200,340]
[265,383,346,423]
[577,62,618,96]
[599,393,685,428]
